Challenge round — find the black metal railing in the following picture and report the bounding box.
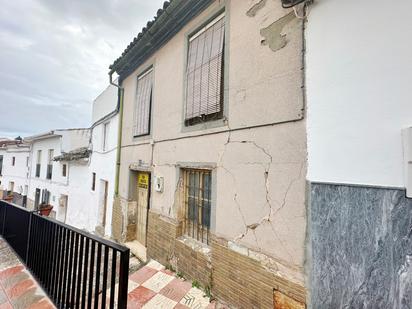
[0,200,129,309]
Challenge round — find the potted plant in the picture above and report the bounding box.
[4,194,13,202]
[39,203,53,216]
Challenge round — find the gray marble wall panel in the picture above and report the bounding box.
[309,183,412,309]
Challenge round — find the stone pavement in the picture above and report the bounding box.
[0,238,55,309]
[0,236,219,309]
[127,260,215,309]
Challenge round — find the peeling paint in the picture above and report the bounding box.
[246,0,267,17]
[260,12,296,52]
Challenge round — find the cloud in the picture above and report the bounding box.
[0,0,164,138]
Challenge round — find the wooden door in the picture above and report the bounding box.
[136,172,150,246]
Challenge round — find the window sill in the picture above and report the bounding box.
[181,117,226,134]
[177,235,211,260]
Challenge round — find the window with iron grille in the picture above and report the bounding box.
[133,68,153,137]
[11,157,15,166]
[35,150,41,177]
[182,169,212,244]
[62,164,67,177]
[185,13,225,126]
[46,149,53,180]
[92,172,96,191]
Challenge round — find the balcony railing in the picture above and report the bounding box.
[0,200,129,309]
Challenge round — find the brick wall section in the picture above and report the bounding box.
[211,239,306,309]
[147,211,181,266]
[146,211,306,308]
[175,240,211,288]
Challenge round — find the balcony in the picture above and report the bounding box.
[0,201,129,308]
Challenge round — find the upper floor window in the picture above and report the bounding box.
[11,157,15,166]
[185,13,225,126]
[133,68,153,137]
[0,155,3,175]
[26,156,29,167]
[92,172,96,191]
[102,122,109,151]
[62,164,67,177]
[36,150,41,177]
[46,149,53,180]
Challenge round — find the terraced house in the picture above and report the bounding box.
[109,1,307,308]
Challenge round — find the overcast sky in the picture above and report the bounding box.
[0,0,164,138]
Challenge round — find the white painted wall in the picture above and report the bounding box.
[28,135,68,215]
[306,0,412,187]
[27,130,90,222]
[91,83,118,123]
[88,83,118,236]
[65,84,118,236]
[0,144,30,197]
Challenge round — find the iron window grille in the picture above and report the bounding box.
[182,169,212,244]
[36,150,41,177]
[47,149,54,180]
[133,68,153,137]
[92,173,96,191]
[35,164,41,177]
[185,13,225,126]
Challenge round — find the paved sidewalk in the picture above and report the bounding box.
[127,260,215,309]
[0,238,55,309]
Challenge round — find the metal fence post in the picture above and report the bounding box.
[117,249,130,309]
[25,211,33,264]
[1,203,7,236]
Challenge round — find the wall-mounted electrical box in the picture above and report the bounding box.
[403,127,412,198]
[154,176,164,193]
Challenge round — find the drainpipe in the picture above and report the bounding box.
[109,70,124,197]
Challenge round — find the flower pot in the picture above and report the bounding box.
[40,205,53,216]
[4,196,13,202]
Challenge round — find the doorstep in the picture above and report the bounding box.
[0,237,55,309]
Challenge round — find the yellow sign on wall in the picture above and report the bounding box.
[138,173,149,189]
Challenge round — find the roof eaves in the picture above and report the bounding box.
[110,0,214,80]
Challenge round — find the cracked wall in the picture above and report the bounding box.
[116,0,306,306]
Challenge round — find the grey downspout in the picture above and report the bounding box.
[109,71,124,197]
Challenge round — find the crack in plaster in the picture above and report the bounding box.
[217,135,297,259]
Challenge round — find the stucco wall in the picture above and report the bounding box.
[118,0,306,285]
[0,146,30,197]
[88,113,119,236]
[306,0,412,187]
[28,136,68,216]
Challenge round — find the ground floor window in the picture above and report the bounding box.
[182,169,212,244]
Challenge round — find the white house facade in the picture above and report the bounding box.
[0,139,31,206]
[60,84,119,236]
[25,129,90,222]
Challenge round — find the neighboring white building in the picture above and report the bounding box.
[25,129,90,221]
[40,86,118,236]
[88,84,119,236]
[0,138,31,206]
